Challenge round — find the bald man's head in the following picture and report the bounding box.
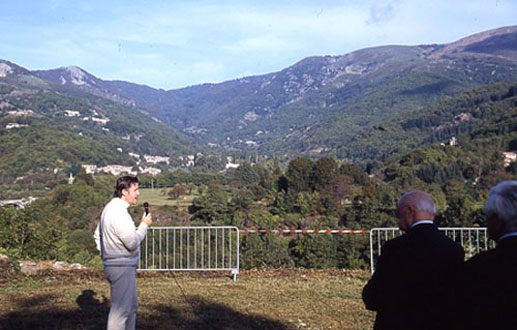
[397,191,436,231]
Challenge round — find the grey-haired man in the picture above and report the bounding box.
[459,181,517,329]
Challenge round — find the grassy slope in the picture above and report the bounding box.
[138,188,197,207]
[0,269,374,329]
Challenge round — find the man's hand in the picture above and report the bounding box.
[141,212,152,226]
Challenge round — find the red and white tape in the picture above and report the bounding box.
[239,229,369,234]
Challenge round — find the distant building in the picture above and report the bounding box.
[68,173,75,184]
[0,196,37,209]
[91,117,110,125]
[64,110,80,117]
[82,164,97,174]
[186,155,195,167]
[5,123,29,129]
[225,162,240,170]
[503,152,517,167]
[139,167,162,176]
[83,164,163,176]
[144,155,170,165]
[98,165,136,176]
[7,110,34,117]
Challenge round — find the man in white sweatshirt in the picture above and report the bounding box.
[94,176,152,330]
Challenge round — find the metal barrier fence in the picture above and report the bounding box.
[138,226,240,281]
[369,227,495,274]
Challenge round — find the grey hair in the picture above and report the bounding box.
[485,181,517,228]
[399,190,436,215]
[414,197,437,215]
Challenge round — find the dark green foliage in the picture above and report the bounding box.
[286,157,314,193]
[291,234,339,269]
[0,205,65,260]
[313,157,338,191]
[193,155,226,172]
[0,83,202,180]
[0,180,111,264]
[231,162,259,185]
[338,163,370,186]
[335,235,369,269]
[64,229,98,264]
[241,233,294,269]
[1,75,517,270]
[189,183,229,223]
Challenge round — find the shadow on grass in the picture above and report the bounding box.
[1,290,290,330]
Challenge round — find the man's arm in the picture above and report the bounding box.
[117,212,152,251]
[94,222,101,252]
[362,243,397,311]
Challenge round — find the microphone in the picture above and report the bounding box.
[143,202,150,216]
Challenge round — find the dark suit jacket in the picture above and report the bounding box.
[457,236,517,330]
[362,224,465,330]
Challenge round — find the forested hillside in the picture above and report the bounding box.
[2,81,515,269]
[31,26,517,165]
[1,26,516,270]
[0,64,203,181]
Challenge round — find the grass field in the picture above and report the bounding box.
[0,269,375,329]
[138,188,197,207]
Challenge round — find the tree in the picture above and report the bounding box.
[294,192,320,217]
[0,205,65,260]
[338,162,370,185]
[437,180,480,227]
[189,183,229,223]
[291,234,338,269]
[197,184,207,195]
[230,187,254,210]
[313,157,338,191]
[241,233,294,269]
[186,183,196,195]
[168,184,186,199]
[63,229,98,263]
[322,175,354,207]
[286,157,314,193]
[43,183,106,230]
[74,168,94,186]
[232,162,259,185]
[194,155,225,172]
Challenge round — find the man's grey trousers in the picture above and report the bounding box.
[104,266,138,330]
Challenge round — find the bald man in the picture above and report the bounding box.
[362,191,464,330]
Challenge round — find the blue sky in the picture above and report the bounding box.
[1,0,515,90]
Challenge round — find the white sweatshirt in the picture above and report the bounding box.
[94,198,148,267]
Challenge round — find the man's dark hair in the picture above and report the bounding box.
[113,176,139,198]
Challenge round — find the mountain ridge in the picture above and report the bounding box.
[0,61,204,180]
[1,25,516,177]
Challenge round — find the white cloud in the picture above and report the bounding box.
[367,1,397,24]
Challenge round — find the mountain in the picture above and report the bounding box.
[33,26,517,164]
[2,25,516,178]
[153,25,517,162]
[379,81,517,188]
[0,60,203,180]
[33,66,137,107]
